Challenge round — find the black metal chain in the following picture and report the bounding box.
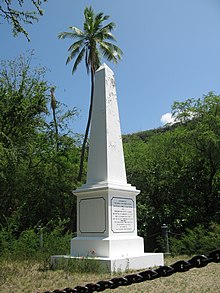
[41,249,220,293]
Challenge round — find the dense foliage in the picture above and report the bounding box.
[124,92,220,250]
[0,53,80,237]
[170,222,220,255]
[0,53,219,255]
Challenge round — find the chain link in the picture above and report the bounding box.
[41,249,220,293]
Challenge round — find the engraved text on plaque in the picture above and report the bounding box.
[111,197,135,233]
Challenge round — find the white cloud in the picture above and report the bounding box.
[160,112,175,125]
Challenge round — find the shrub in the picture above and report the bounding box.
[41,219,73,257]
[0,218,73,260]
[170,222,220,255]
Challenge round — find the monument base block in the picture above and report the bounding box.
[51,253,164,273]
[70,236,145,258]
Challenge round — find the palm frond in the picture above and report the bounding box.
[102,41,123,57]
[69,26,85,37]
[99,41,123,63]
[72,47,86,74]
[84,6,95,19]
[66,45,83,65]
[84,6,95,33]
[100,22,116,33]
[58,27,85,40]
[99,45,117,63]
[84,20,94,34]
[94,12,109,31]
[105,32,116,41]
[102,15,110,22]
[58,31,75,40]
[95,12,105,21]
[67,39,85,52]
[95,31,116,42]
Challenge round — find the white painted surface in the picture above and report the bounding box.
[86,64,127,187]
[75,188,139,238]
[71,236,144,258]
[51,253,164,273]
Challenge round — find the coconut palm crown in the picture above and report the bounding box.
[58,6,123,181]
[58,6,123,75]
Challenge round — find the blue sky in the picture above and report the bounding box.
[1,0,220,134]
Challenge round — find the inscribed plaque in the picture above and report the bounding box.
[111,197,135,233]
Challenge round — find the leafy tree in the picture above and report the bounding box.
[0,52,48,228]
[124,130,191,250]
[0,53,80,233]
[0,0,48,40]
[58,6,123,181]
[172,92,220,222]
[123,93,220,251]
[0,52,48,147]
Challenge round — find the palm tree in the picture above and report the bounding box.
[50,87,59,152]
[58,6,123,181]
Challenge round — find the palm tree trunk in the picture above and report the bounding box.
[50,88,59,152]
[52,107,59,152]
[77,67,95,181]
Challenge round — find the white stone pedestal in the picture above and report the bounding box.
[51,64,163,272]
[67,184,163,272]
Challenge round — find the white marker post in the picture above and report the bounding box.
[70,64,163,271]
[52,64,163,272]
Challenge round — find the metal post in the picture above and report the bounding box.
[161,224,170,254]
[38,225,43,248]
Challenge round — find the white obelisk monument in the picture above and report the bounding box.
[70,64,163,271]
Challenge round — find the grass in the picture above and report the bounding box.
[0,255,220,293]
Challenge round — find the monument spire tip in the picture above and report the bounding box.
[97,63,113,73]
